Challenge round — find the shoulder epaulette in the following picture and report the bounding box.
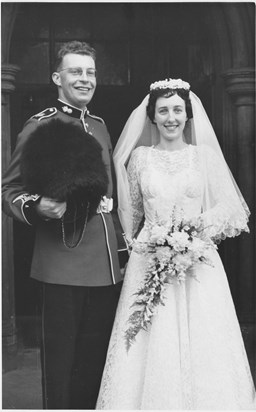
[31,107,57,122]
[87,111,105,124]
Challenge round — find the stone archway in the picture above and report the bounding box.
[2,2,255,372]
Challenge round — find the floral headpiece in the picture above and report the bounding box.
[150,78,190,92]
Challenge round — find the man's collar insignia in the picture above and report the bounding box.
[57,99,87,119]
[62,105,73,114]
[55,100,104,124]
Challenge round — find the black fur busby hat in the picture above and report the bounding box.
[20,117,109,211]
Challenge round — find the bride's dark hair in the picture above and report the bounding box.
[146,88,193,123]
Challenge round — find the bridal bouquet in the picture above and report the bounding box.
[124,207,217,351]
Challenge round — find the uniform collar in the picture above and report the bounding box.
[56,99,88,119]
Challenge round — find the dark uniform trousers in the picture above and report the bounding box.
[40,281,122,409]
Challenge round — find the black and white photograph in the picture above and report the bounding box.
[1,1,256,409]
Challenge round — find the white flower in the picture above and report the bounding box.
[150,78,190,91]
[167,231,190,251]
[149,225,169,245]
[187,237,205,253]
[177,271,187,283]
[172,253,193,271]
[155,246,173,263]
[186,215,204,230]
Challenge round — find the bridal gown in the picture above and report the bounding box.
[96,144,256,410]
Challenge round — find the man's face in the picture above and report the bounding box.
[52,53,97,109]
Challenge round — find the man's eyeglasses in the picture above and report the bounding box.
[58,67,97,78]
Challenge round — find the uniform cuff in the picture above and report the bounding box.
[13,193,41,225]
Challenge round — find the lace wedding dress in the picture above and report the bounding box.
[96,145,256,410]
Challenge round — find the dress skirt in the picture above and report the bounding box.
[96,248,256,410]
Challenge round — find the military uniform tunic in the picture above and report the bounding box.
[2,99,124,286]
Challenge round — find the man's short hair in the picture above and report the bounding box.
[54,41,96,71]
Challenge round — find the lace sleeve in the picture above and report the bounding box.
[127,148,144,239]
[200,146,250,242]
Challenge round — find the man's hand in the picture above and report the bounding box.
[35,197,67,220]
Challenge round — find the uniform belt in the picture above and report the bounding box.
[96,196,113,214]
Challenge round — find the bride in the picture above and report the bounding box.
[96,78,256,409]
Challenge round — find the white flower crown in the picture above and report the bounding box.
[150,78,190,91]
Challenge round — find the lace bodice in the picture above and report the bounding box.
[127,144,249,240]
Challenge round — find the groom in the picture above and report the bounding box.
[2,40,126,409]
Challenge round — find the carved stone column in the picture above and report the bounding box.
[2,64,20,372]
[223,67,255,323]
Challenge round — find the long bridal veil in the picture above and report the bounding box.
[113,91,250,243]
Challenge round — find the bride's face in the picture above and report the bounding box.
[154,94,188,143]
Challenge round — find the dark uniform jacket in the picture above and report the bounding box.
[2,99,126,286]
